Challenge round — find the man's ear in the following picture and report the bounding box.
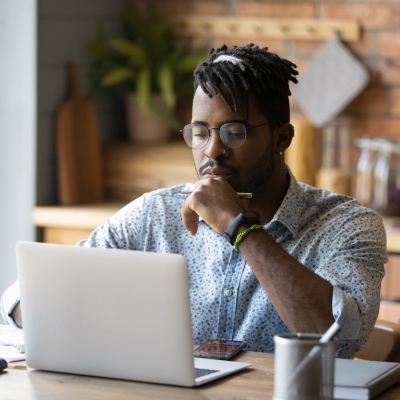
[274,123,294,155]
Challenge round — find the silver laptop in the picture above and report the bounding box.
[16,241,251,386]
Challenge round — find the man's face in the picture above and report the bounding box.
[191,86,276,193]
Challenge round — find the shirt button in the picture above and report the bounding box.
[224,289,233,297]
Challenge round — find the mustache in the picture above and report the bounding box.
[199,159,238,175]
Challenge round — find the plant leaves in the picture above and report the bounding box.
[109,39,148,66]
[137,68,151,111]
[175,49,208,73]
[161,36,193,65]
[85,0,208,120]
[149,97,181,130]
[101,67,136,86]
[157,66,176,108]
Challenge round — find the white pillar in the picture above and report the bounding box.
[0,0,37,323]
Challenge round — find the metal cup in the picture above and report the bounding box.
[273,333,336,400]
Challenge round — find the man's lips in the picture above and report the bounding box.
[201,168,232,179]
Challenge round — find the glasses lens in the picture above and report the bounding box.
[182,124,209,149]
[220,123,246,148]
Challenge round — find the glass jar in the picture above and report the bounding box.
[316,117,352,195]
[353,137,377,208]
[372,140,400,217]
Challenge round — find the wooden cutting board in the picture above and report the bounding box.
[56,62,104,205]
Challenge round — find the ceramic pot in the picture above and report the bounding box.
[125,93,171,142]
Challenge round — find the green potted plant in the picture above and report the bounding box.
[86,3,207,142]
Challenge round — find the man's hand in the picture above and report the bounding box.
[181,178,248,235]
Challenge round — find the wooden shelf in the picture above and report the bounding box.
[173,16,360,42]
[33,202,125,230]
[104,141,197,202]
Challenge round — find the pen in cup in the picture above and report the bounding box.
[284,321,341,391]
[178,190,252,199]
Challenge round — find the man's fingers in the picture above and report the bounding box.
[180,178,247,234]
[240,197,250,210]
[181,197,199,235]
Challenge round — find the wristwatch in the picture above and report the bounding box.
[223,211,261,245]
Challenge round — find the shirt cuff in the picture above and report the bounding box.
[0,280,21,328]
[332,286,362,340]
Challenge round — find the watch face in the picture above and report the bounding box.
[242,211,261,219]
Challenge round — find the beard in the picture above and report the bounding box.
[234,145,275,193]
[195,143,275,193]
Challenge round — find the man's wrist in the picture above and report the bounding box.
[233,224,264,251]
[233,222,255,238]
[223,211,261,245]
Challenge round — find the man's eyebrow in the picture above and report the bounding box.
[191,119,248,126]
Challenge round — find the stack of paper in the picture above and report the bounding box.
[0,324,25,362]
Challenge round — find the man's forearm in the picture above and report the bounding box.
[11,302,22,328]
[239,229,334,334]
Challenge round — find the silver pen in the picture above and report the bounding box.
[178,190,252,199]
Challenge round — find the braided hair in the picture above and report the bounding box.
[194,43,298,125]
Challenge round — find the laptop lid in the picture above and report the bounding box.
[16,241,197,386]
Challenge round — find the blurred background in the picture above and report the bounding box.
[2,0,400,323]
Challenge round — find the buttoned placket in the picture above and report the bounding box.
[216,249,248,339]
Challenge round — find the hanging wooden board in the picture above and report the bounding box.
[56,62,104,205]
[172,17,360,42]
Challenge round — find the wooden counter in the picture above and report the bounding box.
[387,233,400,254]
[33,202,400,324]
[33,202,125,245]
[382,216,400,253]
[34,203,400,249]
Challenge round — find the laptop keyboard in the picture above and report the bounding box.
[195,368,220,378]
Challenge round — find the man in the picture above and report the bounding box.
[1,44,386,358]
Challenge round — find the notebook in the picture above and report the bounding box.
[335,358,400,400]
[16,241,251,386]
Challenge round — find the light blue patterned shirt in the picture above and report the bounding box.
[1,170,387,358]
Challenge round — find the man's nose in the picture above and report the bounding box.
[204,128,226,159]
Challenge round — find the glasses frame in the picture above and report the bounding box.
[181,120,282,149]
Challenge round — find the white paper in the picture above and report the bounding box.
[0,348,25,362]
[0,324,25,362]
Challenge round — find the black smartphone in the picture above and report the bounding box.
[193,339,247,360]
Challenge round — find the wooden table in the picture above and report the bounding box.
[2,352,400,400]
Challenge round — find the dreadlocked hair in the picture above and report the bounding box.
[193,43,299,124]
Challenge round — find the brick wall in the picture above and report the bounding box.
[154,0,400,140]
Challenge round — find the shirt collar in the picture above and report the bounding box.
[267,167,302,237]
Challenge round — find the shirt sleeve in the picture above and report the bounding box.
[315,209,387,358]
[0,280,21,328]
[78,194,147,250]
[332,286,362,339]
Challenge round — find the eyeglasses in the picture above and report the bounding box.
[181,120,281,149]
